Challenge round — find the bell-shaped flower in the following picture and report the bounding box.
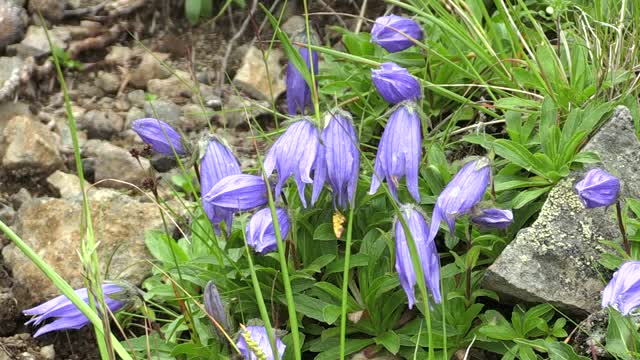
[371,62,421,104]
[312,110,360,208]
[471,208,513,229]
[395,205,441,308]
[199,137,242,234]
[204,174,268,211]
[429,158,491,240]
[602,261,640,315]
[203,281,230,339]
[287,31,319,115]
[264,119,319,207]
[236,325,286,360]
[371,15,424,52]
[575,168,620,208]
[369,103,421,202]
[24,282,131,337]
[132,118,185,155]
[246,208,290,254]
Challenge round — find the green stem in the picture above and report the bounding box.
[264,176,301,360]
[339,206,356,360]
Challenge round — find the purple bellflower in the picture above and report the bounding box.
[236,325,286,360]
[371,15,424,53]
[369,103,421,202]
[24,282,128,337]
[287,31,319,115]
[264,119,319,207]
[395,205,441,308]
[204,174,268,211]
[246,208,290,254]
[371,62,421,104]
[429,158,491,240]
[575,168,620,208]
[203,281,230,338]
[132,118,184,155]
[312,110,360,208]
[602,261,640,315]
[199,137,242,234]
[471,208,513,229]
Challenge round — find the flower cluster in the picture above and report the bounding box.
[23,282,133,337]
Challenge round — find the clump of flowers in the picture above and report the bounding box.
[23,282,134,337]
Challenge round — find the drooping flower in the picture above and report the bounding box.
[371,15,424,52]
[429,158,491,239]
[395,205,441,308]
[246,208,290,254]
[236,325,286,360]
[287,31,319,115]
[23,282,130,337]
[575,168,620,208]
[203,281,230,338]
[199,137,242,234]
[312,110,360,208]
[369,103,421,202]
[471,208,513,229]
[602,261,640,315]
[264,119,319,207]
[371,62,421,104]
[132,118,184,155]
[204,174,268,211]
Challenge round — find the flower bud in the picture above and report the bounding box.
[287,31,319,115]
[203,281,230,338]
[602,261,640,315]
[371,15,423,53]
[246,208,290,254]
[371,62,421,104]
[575,168,620,208]
[132,118,185,155]
[471,208,513,229]
[203,174,269,211]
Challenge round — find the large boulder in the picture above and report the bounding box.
[483,106,640,315]
[1,116,64,176]
[2,186,163,305]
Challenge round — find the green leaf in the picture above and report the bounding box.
[292,294,341,324]
[376,330,400,354]
[313,223,338,241]
[606,306,640,359]
[511,187,550,209]
[545,340,590,360]
[313,338,374,360]
[185,0,202,25]
[144,230,189,265]
[493,139,547,177]
[539,97,560,161]
[342,32,375,57]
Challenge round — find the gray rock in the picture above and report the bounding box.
[151,153,177,173]
[82,139,151,189]
[94,70,120,94]
[195,84,222,109]
[70,82,104,101]
[80,109,124,139]
[0,2,27,49]
[10,25,70,57]
[127,89,147,107]
[180,103,211,131]
[10,188,31,209]
[221,95,270,128]
[146,70,194,99]
[483,106,640,315]
[126,106,145,128]
[0,57,23,88]
[1,116,63,176]
[0,101,31,136]
[129,52,171,88]
[27,0,64,22]
[0,288,18,336]
[0,205,16,226]
[144,99,181,126]
[232,46,286,101]
[2,189,162,305]
[46,170,88,199]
